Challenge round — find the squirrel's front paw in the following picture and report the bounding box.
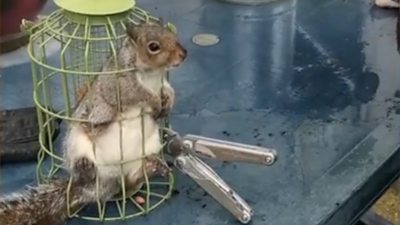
[157,87,175,119]
[150,97,163,119]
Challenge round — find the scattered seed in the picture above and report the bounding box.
[134,196,145,204]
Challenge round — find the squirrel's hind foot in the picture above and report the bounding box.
[73,157,97,183]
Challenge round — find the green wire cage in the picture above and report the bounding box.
[23,0,176,221]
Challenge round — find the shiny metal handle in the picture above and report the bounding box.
[174,154,253,224]
[183,134,277,166]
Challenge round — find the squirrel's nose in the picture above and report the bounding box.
[179,48,187,59]
[176,42,187,59]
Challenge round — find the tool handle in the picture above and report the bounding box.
[183,134,277,165]
[174,154,253,224]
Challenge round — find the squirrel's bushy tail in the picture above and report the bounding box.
[0,178,75,225]
[0,154,169,225]
[0,157,105,225]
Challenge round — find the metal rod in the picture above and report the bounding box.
[174,154,253,224]
[183,134,277,165]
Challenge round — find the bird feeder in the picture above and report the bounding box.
[23,0,175,221]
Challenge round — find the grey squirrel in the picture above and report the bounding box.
[0,20,187,225]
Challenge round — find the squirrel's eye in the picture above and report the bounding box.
[147,41,161,54]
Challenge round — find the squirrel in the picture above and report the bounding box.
[0,20,187,225]
[64,19,186,194]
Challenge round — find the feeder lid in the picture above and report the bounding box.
[54,0,135,15]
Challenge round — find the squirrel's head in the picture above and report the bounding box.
[125,21,187,71]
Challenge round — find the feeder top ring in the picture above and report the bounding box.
[54,0,135,15]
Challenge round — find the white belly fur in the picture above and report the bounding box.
[65,106,162,179]
[64,71,168,180]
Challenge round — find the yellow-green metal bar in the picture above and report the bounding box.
[71,172,174,221]
[105,18,128,218]
[60,23,81,117]
[39,21,71,48]
[140,109,151,212]
[29,11,64,40]
[37,31,57,177]
[29,38,48,185]
[45,9,129,41]
[129,196,146,212]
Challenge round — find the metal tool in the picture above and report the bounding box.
[161,128,278,224]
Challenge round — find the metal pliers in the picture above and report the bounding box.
[161,127,278,224]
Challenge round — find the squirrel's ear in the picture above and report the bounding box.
[125,22,139,41]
